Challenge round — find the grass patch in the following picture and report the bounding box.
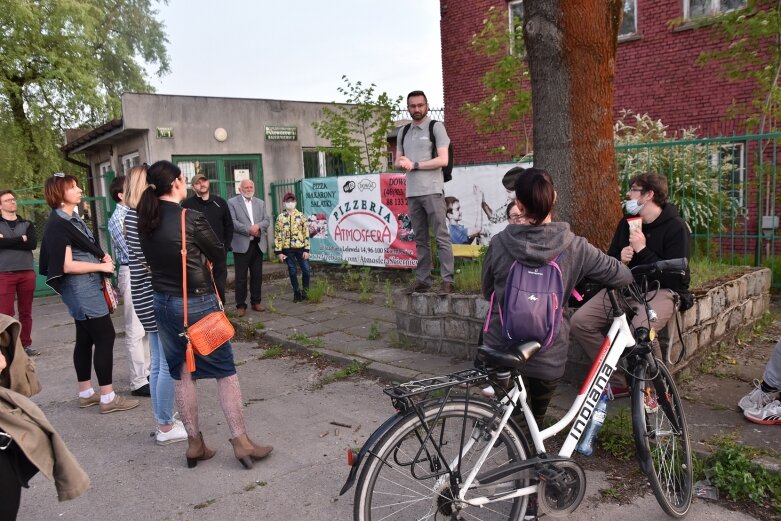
[314,359,369,388]
[289,332,324,348]
[384,279,394,307]
[454,258,483,293]
[254,322,265,330]
[265,295,277,313]
[598,406,634,461]
[258,345,285,359]
[699,435,781,511]
[368,320,382,340]
[689,257,744,290]
[306,278,334,303]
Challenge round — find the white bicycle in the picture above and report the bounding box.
[340,259,693,520]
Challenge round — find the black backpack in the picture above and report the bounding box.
[401,120,453,182]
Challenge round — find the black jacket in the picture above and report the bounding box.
[140,201,225,297]
[181,194,233,251]
[607,203,691,295]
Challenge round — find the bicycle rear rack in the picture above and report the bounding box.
[384,369,489,411]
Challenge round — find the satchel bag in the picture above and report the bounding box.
[102,277,119,314]
[180,209,234,372]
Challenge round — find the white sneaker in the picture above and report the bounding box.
[738,380,777,411]
[156,421,188,445]
[744,400,781,425]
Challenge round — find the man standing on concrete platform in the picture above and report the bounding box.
[107,177,150,396]
[182,174,233,302]
[0,190,38,357]
[228,179,270,316]
[395,90,455,294]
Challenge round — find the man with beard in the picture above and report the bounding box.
[395,90,454,294]
[181,174,233,302]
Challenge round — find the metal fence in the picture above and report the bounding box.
[268,179,303,219]
[17,196,112,296]
[615,133,780,288]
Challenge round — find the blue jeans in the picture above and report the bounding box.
[284,249,310,293]
[148,331,175,425]
[154,292,236,380]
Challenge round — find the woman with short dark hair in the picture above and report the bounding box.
[481,168,632,423]
[138,160,272,469]
[39,173,139,414]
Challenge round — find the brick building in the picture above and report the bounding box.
[440,0,756,165]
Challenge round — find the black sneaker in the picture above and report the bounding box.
[24,347,40,357]
[293,291,302,303]
[131,383,151,397]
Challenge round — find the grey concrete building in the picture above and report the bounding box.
[62,92,349,218]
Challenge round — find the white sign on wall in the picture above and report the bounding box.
[233,168,250,194]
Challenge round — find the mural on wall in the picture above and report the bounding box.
[303,163,528,268]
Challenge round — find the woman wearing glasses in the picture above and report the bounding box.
[39,174,139,414]
[137,160,272,469]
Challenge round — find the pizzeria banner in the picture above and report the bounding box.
[302,173,417,268]
[301,163,530,268]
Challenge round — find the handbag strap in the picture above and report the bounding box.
[181,209,225,332]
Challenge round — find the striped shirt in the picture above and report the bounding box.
[124,209,157,332]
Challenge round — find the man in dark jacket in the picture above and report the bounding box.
[182,174,233,302]
[0,190,38,357]
[570,172,691,393]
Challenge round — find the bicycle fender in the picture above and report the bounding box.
[339,411,404,496]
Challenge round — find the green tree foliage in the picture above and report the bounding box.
[312,75,402,174]
[695,0,781,132]
[615,110,744,233]
[0,0,170,189]
[461,6,532,158]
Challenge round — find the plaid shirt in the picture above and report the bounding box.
[107,204,130,265]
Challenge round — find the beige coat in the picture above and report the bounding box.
[0,313,41,396]
[0,313,90,501]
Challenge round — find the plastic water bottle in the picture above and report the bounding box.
[576,392,609,456]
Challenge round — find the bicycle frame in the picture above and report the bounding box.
[457,295,636,507]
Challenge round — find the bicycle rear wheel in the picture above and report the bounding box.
[631,359,693,518]
[354,399,531,521]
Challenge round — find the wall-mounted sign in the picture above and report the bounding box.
[234,168,250,194]
[156,127,174,139]
[265,126,297,141]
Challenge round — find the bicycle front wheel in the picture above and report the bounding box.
[354,399,531,521]
[631,359,693,518]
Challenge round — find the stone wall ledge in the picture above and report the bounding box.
[394,268,772,383]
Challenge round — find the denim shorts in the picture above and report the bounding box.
[153,292,236,380]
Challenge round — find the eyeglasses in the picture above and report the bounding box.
[53,172,65,178]
[408,103,427,109]
[508,214,523,223]
[628,187,644,193]
[0,197,16,203]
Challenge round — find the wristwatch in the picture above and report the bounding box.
[413,161,419,171]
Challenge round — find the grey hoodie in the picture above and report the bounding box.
[482,222,632,381]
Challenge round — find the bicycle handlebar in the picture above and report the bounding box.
[630,258,688,276]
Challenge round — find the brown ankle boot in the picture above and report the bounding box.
[186,432,216,468]
[229,434,273,469]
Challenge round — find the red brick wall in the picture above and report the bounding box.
[441,0,757,165]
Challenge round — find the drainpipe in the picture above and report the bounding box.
[64,154,101,246]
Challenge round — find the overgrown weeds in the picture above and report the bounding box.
[312,359,369,389]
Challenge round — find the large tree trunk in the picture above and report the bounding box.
[7,86,44,175]
[524,0,623,250]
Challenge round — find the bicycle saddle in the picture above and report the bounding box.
[476,341,541,369]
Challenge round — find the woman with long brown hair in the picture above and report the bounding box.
[137,160,272,469]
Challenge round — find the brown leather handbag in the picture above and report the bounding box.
[180,209,234,372]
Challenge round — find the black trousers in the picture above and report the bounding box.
[233,242,263,308]
[73,314,115,386]
[0,440,38,521]
[212,251,228,303]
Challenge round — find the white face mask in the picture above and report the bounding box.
[624,198,643,215]
[284,201,296,210]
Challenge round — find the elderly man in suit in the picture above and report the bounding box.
[228,179,270,317]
